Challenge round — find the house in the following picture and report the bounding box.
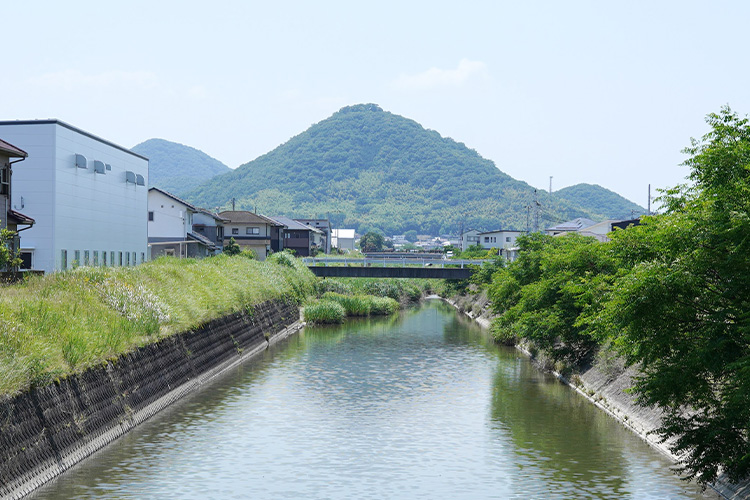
[556,219,619,243]
[271,216,325,257]
[0,139,35,269]
[545,217,596,236]
[192,208,228,255]
[295,219,331,253]
[0,120,148,272]
[148,187,216,259]
[478,230,522,250]
[218,211,282,260]
[460,229,481,251]
[332,228,356,252]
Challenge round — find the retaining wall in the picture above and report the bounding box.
[0,299,301,500]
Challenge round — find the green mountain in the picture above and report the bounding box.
[132,138,232,196]
[185,104,644,234]
[553,184,645,220]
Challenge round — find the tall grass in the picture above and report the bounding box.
[303,300,346,324]
[0,255,317,397]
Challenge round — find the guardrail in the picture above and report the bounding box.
[302,257,486,268]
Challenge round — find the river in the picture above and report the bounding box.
[30,299,712,499]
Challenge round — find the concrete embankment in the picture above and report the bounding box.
[0,299,301,500]
[442,293,748,499]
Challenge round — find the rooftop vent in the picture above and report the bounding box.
[136,174,145,186]
[125,171,136,184]
[93,160,105,174]
[105,163,112,171]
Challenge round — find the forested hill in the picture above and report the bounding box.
[185,104,643,234]
[132,138,232,196]
[554,184,645,220]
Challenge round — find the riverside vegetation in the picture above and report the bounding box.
[461,107,750,488]
[0,251,432,398]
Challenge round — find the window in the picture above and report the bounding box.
[246,227,259,235]
[232,228,239,235]
[148,211,154,221]
[484,237,489,242]
[0,166,9,196]
[61,250,68,270]
[118,251,123,266]
[103,251,107,266]
[84,250,90,265]
[126,252,130,266]
[110,251,115,266]
[506,237,511,243]
[132,252,137,265]
[93,251,99,266]
[74,250,80,267]
[141,252,145,264]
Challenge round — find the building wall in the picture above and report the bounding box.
[0,122,148,273]
[480,231,522,250]
[148,190,191,240]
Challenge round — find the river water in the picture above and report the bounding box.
[31,300,712,499]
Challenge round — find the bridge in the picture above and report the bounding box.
[303,257,483,279]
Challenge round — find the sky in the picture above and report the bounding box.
[4,1,750,208]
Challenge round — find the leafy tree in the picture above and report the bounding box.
[0,223,20,270]
[601,107,750,484]
[223,237,241,256]
[359,231,385,252]
[405,230,418,242]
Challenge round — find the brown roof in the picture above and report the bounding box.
[0,138,28,158]
[218,210,282,226]
[6,209,35,225]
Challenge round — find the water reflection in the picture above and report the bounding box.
[31,300,709,499]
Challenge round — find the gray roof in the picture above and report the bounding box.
[272,216,324,233]
[149,187,197,211]
[546,217,597,232]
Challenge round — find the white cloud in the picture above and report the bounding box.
[392,59,489,90]
[28,69,160,91]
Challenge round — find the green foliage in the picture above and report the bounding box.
[0,223,20,270]
[404,230,418,242]
[303,300,346,324]
[267,250,296,267]
[184,104,643,234]
[599,107,750,484]
[132,138,231,196]
[223,237,241,256]
[0,255,318,396]
[359,231,385,252]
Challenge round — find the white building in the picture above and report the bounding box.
[0,120,148,273]
[332,228,356,252]
[460,229,481,251]
[148,187,217,259]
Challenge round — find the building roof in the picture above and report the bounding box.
[271,216,324,233]
[196,207,230,223]
[149,187,197,211]
[0,119,148,161]
[6,209,34,225]
[546,217,597,232]
[188,231,217,249]
[332,228,355,239]
[478,229,521,235]
[218,210,282,226]
[0,138,27,158]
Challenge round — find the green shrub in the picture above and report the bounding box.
[370,296,399,315]
[322,292,372,316]
[304,300,346,324]
[316,279,353,296]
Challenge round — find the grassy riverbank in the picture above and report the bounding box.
[0,253,317,397]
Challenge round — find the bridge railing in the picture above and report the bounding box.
[302,257,487,268]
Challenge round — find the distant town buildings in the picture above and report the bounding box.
[0,120,148,273]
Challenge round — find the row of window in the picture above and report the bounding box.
[60,249,146,270]
[483,236,513,243]
[231,227,260,235]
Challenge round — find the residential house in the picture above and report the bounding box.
[192,208,228,255]
[0,139,35,269]
[295,219,331,253]
[219,210,282,260]
[271,216,324,257]
[460,229,481,251]
[478,229,522,260]
[148,187,216,259]
[332,228,356,252]
[0,120,148,272]
[545,217,596,236]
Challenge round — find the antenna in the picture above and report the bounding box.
[231,197,236,211]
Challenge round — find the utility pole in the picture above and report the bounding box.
[647,184,651,215]
[549,176,553,195]
[526,205,531,233]
[231,198,236,211]
[534,189,540,233]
